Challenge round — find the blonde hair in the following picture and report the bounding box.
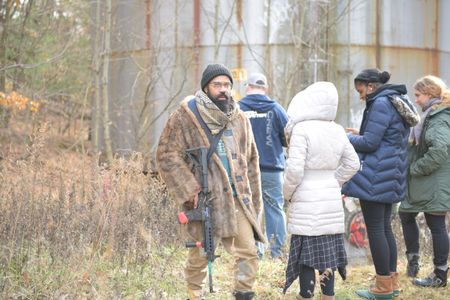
[414,75,450,105]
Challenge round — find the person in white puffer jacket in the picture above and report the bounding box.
[282,82,360,300]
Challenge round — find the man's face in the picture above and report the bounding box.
[204,75,232,104]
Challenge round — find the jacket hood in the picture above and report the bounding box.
[367,84,407,101]
[389,94,421,127]
[287,81,338,124]
[368,84,420,127]
[239,94,276,113]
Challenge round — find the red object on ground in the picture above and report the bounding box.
[349,213,368,248]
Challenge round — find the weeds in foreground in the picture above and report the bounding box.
[0,119,183,298]
[1,115,449,299]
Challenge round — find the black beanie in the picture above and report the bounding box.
[354,68,391,84]
[201,64,233,91]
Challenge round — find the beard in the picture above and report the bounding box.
[207,91,231,113]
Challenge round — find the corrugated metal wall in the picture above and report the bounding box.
[332,0,450,127]
[94,0,450,168]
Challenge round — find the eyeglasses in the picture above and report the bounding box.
[209,81,232,89]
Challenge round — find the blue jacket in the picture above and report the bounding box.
[342,84,412,203]
[239,94,288,172]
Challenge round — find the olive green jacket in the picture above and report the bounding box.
[400,104,450,213]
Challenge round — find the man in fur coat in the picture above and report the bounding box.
[156,63,265,300]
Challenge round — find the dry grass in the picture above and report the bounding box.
[0,112,449,299]
[0,113,182,298]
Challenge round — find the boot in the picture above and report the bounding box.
[390,272,401,297]
[412,268,448,288]
[234,291,255,300]
[355,274,394,299]
[187,288,204,300]
[406,254,419,278]
[321,294,335,300]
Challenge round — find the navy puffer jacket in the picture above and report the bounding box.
[342,84,413,203]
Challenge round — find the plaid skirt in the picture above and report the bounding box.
[283,234,347,293]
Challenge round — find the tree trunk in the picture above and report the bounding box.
[101,0,113,164]
[0,0,8,91]
[11,0,34,91]
[91,0,102,154]
[0,0,10,127]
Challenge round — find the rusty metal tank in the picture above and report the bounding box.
[93,0,450,167]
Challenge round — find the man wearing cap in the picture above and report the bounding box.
[156,64,265,300]
[239,73,289,259]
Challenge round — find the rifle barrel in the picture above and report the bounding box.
[208,261,214,292]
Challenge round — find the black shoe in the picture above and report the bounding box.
[234,291,255,300]
[412,269,447,288]
[406,254,420,278]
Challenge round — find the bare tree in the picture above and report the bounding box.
[91,0,102,153]
[0,0,17,91]
[0,0,20,127]
[88,0,358,170]
[89,0,194,169]
[1,1,90,130]
[101,0,114,163]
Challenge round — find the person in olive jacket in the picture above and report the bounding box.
[399,75,450,288]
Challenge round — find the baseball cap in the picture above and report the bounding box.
[247,72,268,88]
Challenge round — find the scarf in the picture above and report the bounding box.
[194,90,239,134]
[410,97,441,145]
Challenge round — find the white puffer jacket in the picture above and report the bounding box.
[284,82,360,236]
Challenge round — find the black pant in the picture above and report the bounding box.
[360,200,397,275]
[298,264,334,298]
[399,211,449,267]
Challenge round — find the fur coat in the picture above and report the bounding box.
[156,96,265,242]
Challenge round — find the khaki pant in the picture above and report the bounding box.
[185,200,259,295]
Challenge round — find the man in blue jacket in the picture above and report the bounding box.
[239,72,289,259]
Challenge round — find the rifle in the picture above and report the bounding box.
[178,146,218,293]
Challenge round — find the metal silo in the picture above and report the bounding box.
[330,0,450,128]
[93,0,331,169]
[92,0,450,169]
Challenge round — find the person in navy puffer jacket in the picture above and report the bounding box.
[342,68,420,300]
[239,72,288,259]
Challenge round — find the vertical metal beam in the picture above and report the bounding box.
[265,0,272,81]
[194,0,201,85]
[346,0,352,126]
[432,0,439,75]
[236,0,243,68]
[375,0,381,68]
[145,0,151,50]
[175,0,178,51]
[236,0,243,27]
[236,43,242,69]
[325,0,330,81]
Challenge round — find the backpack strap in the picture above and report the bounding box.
[188,98,226,161]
